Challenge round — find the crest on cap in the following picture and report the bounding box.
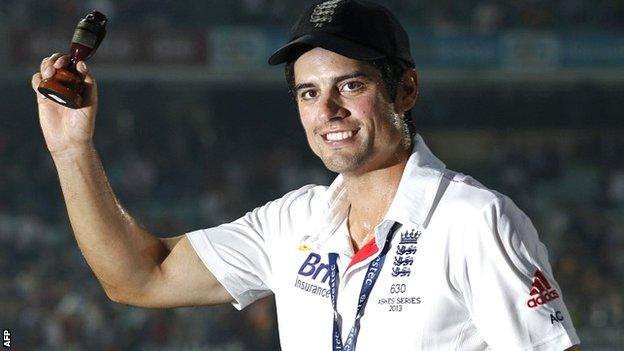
[309,0,343,28]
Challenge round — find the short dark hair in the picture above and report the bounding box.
[285,56,416,139]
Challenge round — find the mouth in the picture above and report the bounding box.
[321,129,359,143]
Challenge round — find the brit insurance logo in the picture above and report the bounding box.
[293,252,331,298]
[526,269,560,308]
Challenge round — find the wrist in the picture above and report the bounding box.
[50,142,97,164]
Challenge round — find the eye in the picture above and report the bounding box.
[341,81,364,93]
[300,89,318,100]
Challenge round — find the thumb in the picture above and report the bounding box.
[76,61,98,108]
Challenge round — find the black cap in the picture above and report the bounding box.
[268,0,414,67]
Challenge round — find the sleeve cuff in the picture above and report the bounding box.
[529,330,580,351]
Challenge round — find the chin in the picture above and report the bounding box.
[321,154,367,174]
[312,139,374,173]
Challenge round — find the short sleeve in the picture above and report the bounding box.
[187,185,317,310]
[459,196,580,350]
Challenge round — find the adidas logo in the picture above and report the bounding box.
[526,270,560,308]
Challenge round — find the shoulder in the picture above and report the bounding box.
[244,184,329,226]
[437,172,544,269]
[439,172,505,218]
[433,171,535,241]
[265,183,328,212]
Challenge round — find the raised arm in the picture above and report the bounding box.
[32,54,232,307]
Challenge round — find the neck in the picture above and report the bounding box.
[344,148,410,251]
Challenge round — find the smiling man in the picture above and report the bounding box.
[294,49,412,173]
[32,0,580,350]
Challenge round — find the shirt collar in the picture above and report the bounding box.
[384,133,447,229]
[308,134,447,251]
[299,173,349,251]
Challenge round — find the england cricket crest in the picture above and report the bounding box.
[391,228,422,277]
[309,0,343,27]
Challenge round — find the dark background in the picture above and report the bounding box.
[1,1,623,350]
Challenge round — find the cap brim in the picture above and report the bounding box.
[268,33,385,65]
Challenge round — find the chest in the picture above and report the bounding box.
[272,227,473,350]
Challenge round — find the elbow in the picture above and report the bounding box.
[101,282,141,306]
[101,281,159,307]
[96,269,162,307]
[102,285,128,304]
[104,289,125,304]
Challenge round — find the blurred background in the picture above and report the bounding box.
[1,0,623,350]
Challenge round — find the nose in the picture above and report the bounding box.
[318,90,348,121]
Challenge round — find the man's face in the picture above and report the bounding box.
[293,48,408,175]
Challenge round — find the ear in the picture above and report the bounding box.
[394,68,418,114]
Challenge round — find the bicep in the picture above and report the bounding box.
[135,236,234,308]
[135,186,314,309]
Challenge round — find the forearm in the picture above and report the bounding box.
[52,143,168,300]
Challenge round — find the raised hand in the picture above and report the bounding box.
[31,53,98,157]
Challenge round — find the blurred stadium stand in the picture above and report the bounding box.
[1,1,623,350]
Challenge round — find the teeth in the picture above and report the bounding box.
[326,131,353,141]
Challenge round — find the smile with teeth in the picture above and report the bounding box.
[324,130,356,141]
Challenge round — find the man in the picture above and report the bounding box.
[32,0,580,350]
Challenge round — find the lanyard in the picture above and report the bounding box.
[328,222,400,351]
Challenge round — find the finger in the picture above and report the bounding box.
[39,57,48,73]
[40,53,64,73]
[31,72,48,102]
[31,72,41,91]
[53,54,71,69]
[40,53,66,79]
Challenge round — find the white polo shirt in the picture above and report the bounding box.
[187,134,580,351]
